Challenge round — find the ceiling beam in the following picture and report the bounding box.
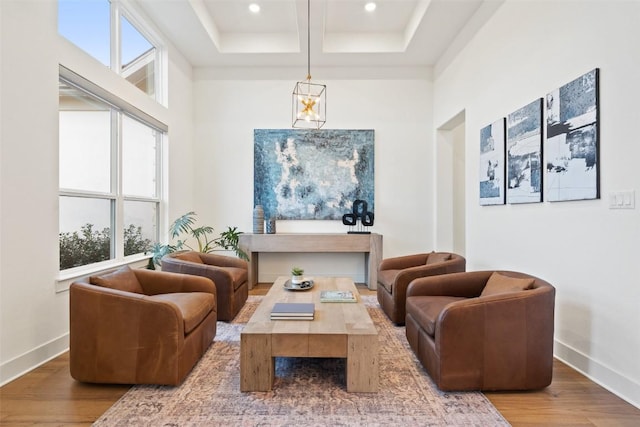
[187,0,222,51]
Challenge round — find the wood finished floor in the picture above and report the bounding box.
[1,283,639,426]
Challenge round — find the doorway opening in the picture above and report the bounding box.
[435,111,466,255]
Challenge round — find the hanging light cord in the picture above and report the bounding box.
[306,0,311,80]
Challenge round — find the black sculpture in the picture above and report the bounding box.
[342,199,374,234]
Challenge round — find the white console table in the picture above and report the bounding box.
[238,233,383,290]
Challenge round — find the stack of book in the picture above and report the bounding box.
[320,290,357,303]
[270,302,315,320]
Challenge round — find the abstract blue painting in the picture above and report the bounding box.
[545,68,599,202]
[254,129,375,220]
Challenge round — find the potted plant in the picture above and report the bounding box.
[149,211,248,268]
[291,267,305,284]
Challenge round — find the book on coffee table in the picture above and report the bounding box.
[320,290,357,303]
[270,302,314,320]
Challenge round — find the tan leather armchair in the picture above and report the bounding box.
[70,265,217,386]
[377,252,466,324]
[405,270,555,391]
[161,251,248,321]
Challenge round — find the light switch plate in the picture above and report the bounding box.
[609,190,635,209]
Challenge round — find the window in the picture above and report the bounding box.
[58,0,111,67]
[58,0,160,100]
[121,114,159,256]
[59,79,163,271]
[121,15,156,98]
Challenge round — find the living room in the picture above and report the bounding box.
[1,0,639,424]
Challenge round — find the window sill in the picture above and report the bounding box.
[55,254,151,293]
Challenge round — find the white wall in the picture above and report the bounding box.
[165,45,195,224]
[1,0,62,385]
[193,73,434,282]
[0,0,194,385]
[434,0,640,407]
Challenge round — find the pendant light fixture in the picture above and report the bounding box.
[292,0,326,129]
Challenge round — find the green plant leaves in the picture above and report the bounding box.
[151,212,247,265]
[169,211,197,239]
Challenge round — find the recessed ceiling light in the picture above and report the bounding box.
[249,3,260,13]
[365,2,377,12]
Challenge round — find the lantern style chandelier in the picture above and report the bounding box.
[292,0,326,129]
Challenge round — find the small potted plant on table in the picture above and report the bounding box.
[291,267,304,284]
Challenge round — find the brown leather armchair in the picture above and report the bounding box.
[405,270,555,391]
[70,265,217,386]
[377,252,466,324]
[161,251,248,321]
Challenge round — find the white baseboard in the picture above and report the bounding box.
[554,339,640,410]
[0,334,69,387]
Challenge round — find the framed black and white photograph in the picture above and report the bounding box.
[545,68,599,202]
[479,118,506,205]
[506,99,543,204]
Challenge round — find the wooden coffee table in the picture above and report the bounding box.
[240,276,379,392]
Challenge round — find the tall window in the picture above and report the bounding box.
[59,79,162,271]
[58,0,159,100]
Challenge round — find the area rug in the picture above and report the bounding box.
[94,296,509,426]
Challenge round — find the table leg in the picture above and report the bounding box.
[346,334,379,392]
[240,333,273,391]
[366,234,382,290]
[247,251,259,290]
